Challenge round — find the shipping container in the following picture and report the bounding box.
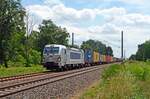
[110,56,113,62]
[100,55,104,63]
[101,55,103,62]
[84,49,93,64]
[99,54,103,63]
[93,51,99,63]
[103,55,107,63]
[106,55,111,63]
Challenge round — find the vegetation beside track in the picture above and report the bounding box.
[78,61,150,99]
[0,64,47,78]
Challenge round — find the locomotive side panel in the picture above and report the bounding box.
[66,48,84,65]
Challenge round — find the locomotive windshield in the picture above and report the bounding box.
[44,47,59,54]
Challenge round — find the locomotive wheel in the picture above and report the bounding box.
[57,67,63,72]
[46,66,50,70]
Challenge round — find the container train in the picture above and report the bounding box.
[43,44,119,70]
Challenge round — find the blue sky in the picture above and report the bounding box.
[22,0,150,58]
[22,0,150,14]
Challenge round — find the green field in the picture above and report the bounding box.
[0,65,47,78]
[79,61,150,99]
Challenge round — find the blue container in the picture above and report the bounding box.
[84,49,93,64]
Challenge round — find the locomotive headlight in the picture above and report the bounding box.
[57,57,61,62]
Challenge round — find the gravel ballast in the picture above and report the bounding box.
[1,67,104,99]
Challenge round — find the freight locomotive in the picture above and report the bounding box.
[43,44,119,70]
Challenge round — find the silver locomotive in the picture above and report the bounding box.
[43,44,84,70]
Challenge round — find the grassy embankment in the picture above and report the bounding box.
[0,64,47,78]
[78,61,150,99]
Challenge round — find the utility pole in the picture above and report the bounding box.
[25,14,29,67]
[124,50,126,60]
[121,31,124,60]
[72,33,74,46]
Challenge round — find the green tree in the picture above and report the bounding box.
[81,39,113,55]
[8,32,26,62]
[135,40,150,61]
[28,31,40,50]
[129,54,136,60]
[29,49,41,64]
[0,0,25,67]
[106,46,113,56]
[37,20,69,54]
[23,31,41,65]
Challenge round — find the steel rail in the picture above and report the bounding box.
[0,64,110,98]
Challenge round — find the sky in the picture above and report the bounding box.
[21,0,150,58]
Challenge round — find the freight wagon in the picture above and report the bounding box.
[84,50,100,65]
[101,55,106,63]
[84,49,112,65]
[84,49,93,66]
[93,51,100,65]
[106,55,111,63]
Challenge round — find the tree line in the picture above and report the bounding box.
[0,0,113,68]
[81,39,113,56]
[130,40,150,61]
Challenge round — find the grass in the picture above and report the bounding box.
[77,61,150,99]
[0,64,47,78]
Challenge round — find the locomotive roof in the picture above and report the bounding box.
[45,44,83,52]
[45,44,67,49]
[67,47,82,51]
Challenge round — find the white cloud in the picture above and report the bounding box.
[44,0,62,6]
[73,0,148,5]
[88,23,121,35]
[26,1,150,58]
[119,0,147,5]
[99,7,127,15]
[26,4,127,25]
[27,5,53,20]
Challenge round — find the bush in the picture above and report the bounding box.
[7,54,26,67]
[29,50,41,64]
[16,54,26,63]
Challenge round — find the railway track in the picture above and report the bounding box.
[0,64,111,98]
[0,71,50,82]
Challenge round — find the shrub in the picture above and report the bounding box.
[7,54,26,67]
[29,50,41,64]
[10,53,26,64]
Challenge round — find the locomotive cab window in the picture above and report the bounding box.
[44,47,59,54]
